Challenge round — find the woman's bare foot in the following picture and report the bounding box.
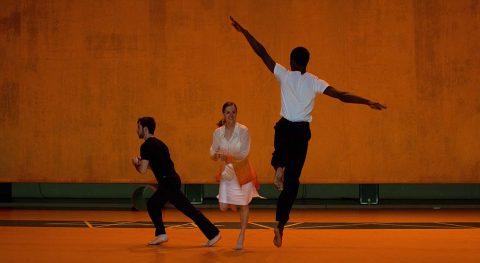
[235,233,245,250]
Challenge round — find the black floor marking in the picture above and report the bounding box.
[1,220,479,229]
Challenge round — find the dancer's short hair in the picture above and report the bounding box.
[137,117,156,134]
[290,47,310,67]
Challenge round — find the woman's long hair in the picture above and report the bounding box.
[216,101,237,127]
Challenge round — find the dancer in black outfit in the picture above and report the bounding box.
[132,117,221,246]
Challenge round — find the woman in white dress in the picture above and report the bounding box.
[210,101,261,250]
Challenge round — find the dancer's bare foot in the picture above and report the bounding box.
[148,234,168,245]
[274,167,284,191]
[234,233,245,250]
[205,233,221,247]
[273,226,283,248]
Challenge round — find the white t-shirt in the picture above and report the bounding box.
[274,63,329,122]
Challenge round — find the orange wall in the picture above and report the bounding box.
[0,0,479,183]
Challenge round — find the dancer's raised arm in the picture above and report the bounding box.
[230,16,275,73]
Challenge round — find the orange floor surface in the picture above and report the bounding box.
[1,208,479,263]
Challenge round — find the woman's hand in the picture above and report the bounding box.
[215,151,226,162]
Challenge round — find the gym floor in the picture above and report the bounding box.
[1,208,479,262]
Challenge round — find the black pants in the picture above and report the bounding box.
[271,117,311,227]
[147,174,219,239]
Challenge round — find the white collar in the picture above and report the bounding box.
[221,122,238,138]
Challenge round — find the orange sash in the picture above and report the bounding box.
[215,156,259,190]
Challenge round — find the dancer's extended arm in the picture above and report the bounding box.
[324,86,387,110]
[230,16,275,73]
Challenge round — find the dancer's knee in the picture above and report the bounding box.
[146,198,155,210]
[282,181,300,196]
[239,205,249,212]
[219,203,229,212]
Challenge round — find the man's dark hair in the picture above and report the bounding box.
[290,47,310,67]
[137,117,156,134]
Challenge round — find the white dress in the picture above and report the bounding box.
[210,123,261,205]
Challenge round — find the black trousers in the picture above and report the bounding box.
[147,174,219,239]
[271,117,311,226]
